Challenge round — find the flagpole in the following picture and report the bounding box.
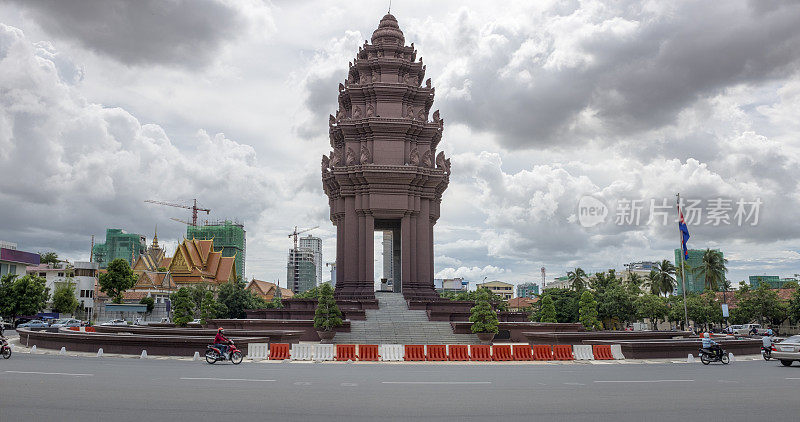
[677,193,689,332]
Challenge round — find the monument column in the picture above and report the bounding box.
[401,213,411,286]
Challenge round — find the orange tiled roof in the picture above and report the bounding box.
[168,238,235,286]
[507,297,538,308]
[714,288,796,309]
[246,279,294,300]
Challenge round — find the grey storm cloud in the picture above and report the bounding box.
[420,1,800,149]
[9,0,245,67]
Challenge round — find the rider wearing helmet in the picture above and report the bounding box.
[213,327,232,358]
[702,332,722,358]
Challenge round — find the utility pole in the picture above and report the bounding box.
[677,193,689,331]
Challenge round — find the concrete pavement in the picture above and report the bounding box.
[1,351,799,421]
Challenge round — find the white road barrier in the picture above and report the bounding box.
[573,345,594,360]
[729,353,735,363]
[30,345,37,354]
[96,348,103,358]
[193,351,200,361]
[379,344,404,361]
[140,350,148,359]
[290,343,314,361]
[687,354,695,363]
[247,343,269,360]
[314,344,335,361]
[610,344,625,360]
[59,347,66,356]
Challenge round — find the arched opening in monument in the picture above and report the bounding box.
[374,220,401,293]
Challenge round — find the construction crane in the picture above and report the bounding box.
[145,199,210,226]
[288,226,319,252]
[170,217,193,226]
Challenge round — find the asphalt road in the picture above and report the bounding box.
[1,353,798,422]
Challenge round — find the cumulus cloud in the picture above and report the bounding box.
[406,0,800,149]
[0,23,279,257]
[8,0,274,67]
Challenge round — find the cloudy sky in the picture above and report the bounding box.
[2,0,800,289]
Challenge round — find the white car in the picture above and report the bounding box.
[734,324,761,336]
[100,319,128,326]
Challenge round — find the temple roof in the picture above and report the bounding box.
[168,238,235,285]
[371,13,404,45]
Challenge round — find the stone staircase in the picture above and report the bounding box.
[333,292,478,344]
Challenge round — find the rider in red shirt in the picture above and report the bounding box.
[213,328,231,357]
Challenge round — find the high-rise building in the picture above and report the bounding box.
[187,220,246,281]
[92,229,147,268]
[749,275,797,289]
[298,235,322,286]
[382,231,393,285]
[287,248,317,294]
[674,248,724,294]
[517,282,539,298]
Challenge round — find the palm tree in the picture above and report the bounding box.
[644,270,660,295]
[693,249,728,292]
[653,259,677,297]
[567,268,587,291]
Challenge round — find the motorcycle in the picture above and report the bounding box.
[205,341,243,365]
[1,337,11,359]
[699,347,729,365]
[762,345,773,361]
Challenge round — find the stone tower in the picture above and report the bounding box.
[322,14,451,301]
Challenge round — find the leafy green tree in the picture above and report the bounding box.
[170,288,195,327]
[626,272,643,295]
[0,274,50,319]
[578,290,602,331]
[217,280,264,319]
[782,281,800,291]
[199,291,227,323]
[568,268,588,291]
[270,293,284,309]
[52,282,79,315]
[533,288,580,323]
[539,295,558,323]
[635,294,668,330]
[667,295,686,328]
[597,282,636,329]
[441,287,509,312]
[469,289,499,334]
[735,283,784,325]
[692,249,728,292]
[313,283,343,331]
[139,296,155,314]
[685,293,723,331]
[39,252,59,265]
[788,287,800,324]
[98,258,136,304]
[295,284,323,299]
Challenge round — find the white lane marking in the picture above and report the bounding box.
[5,370,93,377]
[785,377,800,380]
[594,379,694,383]
[294,381,312,385]
[180,377,275,382]
[340,382,358,386]
[381,381,491,385]
[563,382,586,386]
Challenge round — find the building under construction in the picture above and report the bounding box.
[92,228,147,268]
[187,220,246,281]
[287,248,316,294]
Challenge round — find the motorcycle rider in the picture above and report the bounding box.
[213,327,232,359]
[702,332,722,358]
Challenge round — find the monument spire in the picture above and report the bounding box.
[322,13,449,301]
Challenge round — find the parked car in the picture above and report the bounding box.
[724,325,743,334]
[771,335,800,366]
[13,317,33,328]
[100,319,128,326]
[734,324,762,336]
[17,320,49,328]
[51,319,82,328]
